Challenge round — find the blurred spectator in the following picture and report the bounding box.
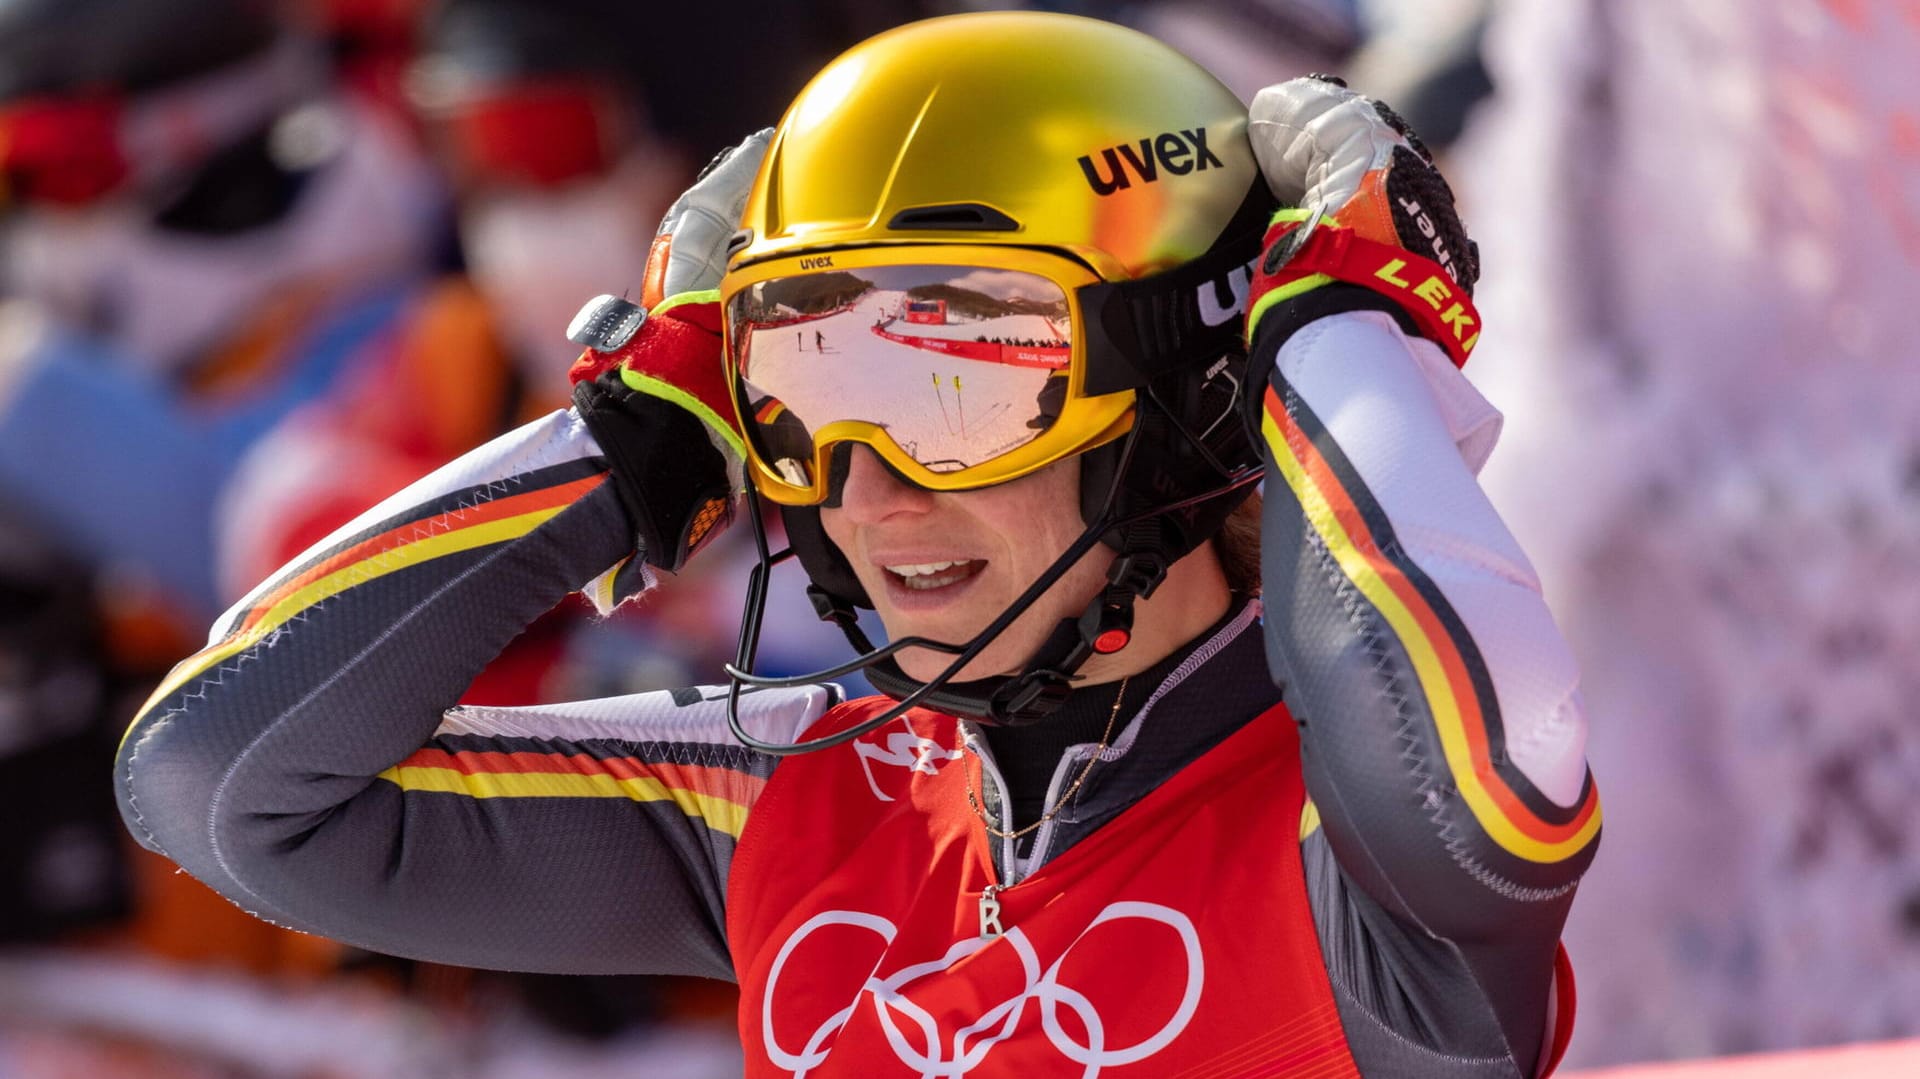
[302,0,434,121]
[405,0,953,397]
[0,516,127,944]
[0,0,445,973]
[0,0,445,620]
[1458,0,1920,1065]
[405,0,692,405]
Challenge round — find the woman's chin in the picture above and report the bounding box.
[891,645,1017,687]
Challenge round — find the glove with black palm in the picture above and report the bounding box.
[566,130,769,588]
[1242,75,1483,401]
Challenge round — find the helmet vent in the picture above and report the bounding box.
[887,203,1020,232]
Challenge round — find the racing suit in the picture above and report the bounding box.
[115,309,1598,1076]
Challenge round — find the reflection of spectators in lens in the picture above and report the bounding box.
[410,0,691,402]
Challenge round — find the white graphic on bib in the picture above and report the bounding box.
[761,901,1203,1077]
[852,729,966,802]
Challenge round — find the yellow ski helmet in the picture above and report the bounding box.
[729,11,1259,279]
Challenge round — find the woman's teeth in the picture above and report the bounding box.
[885,560,983,591]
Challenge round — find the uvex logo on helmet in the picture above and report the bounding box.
[1077,129,1224,196]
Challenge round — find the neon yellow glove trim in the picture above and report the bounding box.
[1243,207,1334,340]
[617,368,748,460]
[1246,273,1335,339]
[650,289,721,317]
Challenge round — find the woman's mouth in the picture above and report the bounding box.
[883,559,987,591]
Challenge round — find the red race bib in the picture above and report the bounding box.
[727,699,1361,1078]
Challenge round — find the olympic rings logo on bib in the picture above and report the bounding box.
[760,900,1204,1076]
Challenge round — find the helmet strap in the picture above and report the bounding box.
[859,518,1172,727]
[729,412,1257,749]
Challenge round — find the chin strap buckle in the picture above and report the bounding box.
[1107,551,1169,598]
[988,669,1075,727]
[1079,601,1134,656]
[807,584,861,630]
[1066,549,1171,665]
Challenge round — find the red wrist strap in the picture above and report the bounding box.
[1247,219,1482,368]
[567,302,739,433]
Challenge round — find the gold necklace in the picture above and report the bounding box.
[965,675,1130,841]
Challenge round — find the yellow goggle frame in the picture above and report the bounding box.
[720,244,1138,507]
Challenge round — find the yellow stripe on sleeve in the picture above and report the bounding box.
[375,765,751,839]
[1261,406,1600,864]
[126,504,572,741]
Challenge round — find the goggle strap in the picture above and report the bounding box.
[1079,178,1277,397]
[808,583,869,640]
[858,526,1169,728]
[857,426,1162,724]
[726,464,1261,749]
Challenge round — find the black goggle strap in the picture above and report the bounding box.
[1077,178,1276,398]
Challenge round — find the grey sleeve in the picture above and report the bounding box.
[1252,311,1598,1073]
[115,410,826,978]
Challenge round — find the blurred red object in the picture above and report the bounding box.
[441,79,621,188]
[0,93,129,205]
[302,0,429,125]
[310,0,429,36]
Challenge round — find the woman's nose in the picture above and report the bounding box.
[832,445,935,525]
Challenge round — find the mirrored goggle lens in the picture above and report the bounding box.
[729,264,1073,490]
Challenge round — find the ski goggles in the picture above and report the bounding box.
[721,245,1138,506]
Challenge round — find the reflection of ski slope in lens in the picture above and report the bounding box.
[745,290,1054,471]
